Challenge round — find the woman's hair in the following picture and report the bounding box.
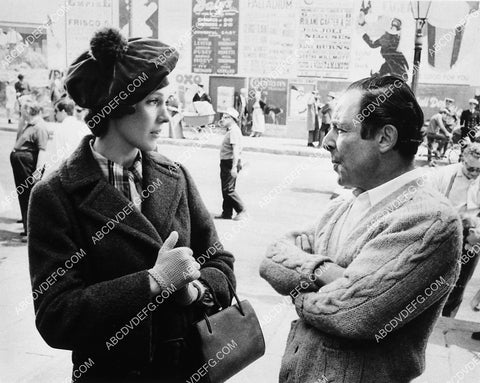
[85,105,136,137]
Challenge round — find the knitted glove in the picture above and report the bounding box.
[149,231,201,292]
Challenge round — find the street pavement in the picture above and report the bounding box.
[0,125,479,382]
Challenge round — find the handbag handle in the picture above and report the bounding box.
[202,278,244,334]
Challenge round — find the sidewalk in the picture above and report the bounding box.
[0,120,435,163]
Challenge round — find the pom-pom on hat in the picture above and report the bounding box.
[65,28,179,112]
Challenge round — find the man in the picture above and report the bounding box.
[444,97,458,135]
[43,98,90,176]
[426,108,451,161]
[192,83,211,103]
[235,87,249,135]
[319,91,335,148]
[215,107,246,220]
[260,75,462,383]
[429,143,480,318]
[10,98,49,237]
[14,74,31,97]
[460,98,480,141]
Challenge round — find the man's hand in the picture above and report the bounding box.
[149,231,201,294]
[267,240,330,275]
[230,167,238,178]
[294,233,315,253]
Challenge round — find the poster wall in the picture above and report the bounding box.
[297,0,354,78]
[191,0,239,75]
[65,0,117,66]
[239,0,296,77]
[249,77,288,125]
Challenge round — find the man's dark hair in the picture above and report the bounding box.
[55,98,75,116]
[348,75,424,161]
[18,74,24,80]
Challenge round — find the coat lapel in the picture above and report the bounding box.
[60,136,182,249]
[141,153,183,241]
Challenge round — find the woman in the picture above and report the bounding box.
[250,90,265,137]
[28,28,235,382]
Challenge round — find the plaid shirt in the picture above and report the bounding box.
[90,140,143,209]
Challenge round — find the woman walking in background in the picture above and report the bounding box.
[5,80,16,124]
[28,28,235,382]
[250,90,266,137]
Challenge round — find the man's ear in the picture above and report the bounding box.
[377,124,398,154]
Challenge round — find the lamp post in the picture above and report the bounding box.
[410,1,432,94]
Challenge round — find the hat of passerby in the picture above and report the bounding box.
[65,28,179,112]
[469,98,479,105]
[328,91,336,99]
[166,96,179,112]
[445,97,454,103]
[223,107,239,122]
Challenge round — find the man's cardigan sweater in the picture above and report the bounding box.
[260,177,462,383]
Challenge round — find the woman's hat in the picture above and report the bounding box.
[224,107,239,121]
[65,28,179,111]
[469,98,479,105]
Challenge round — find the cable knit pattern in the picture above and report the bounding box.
[261,178,462,383]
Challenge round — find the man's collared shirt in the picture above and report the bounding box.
[220,122,242,160]
[429,162,480,217]
[89,139,143,208]
[14,117,49,152]
[330,168,427,256]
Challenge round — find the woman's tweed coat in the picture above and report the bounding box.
[28,136,235,381]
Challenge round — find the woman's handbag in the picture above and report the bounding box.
[193,280,265,383]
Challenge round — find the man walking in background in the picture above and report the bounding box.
[215,107,246,221]
[43,98,90,176]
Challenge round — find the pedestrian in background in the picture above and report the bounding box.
[250,90,266,137]
[43,97,90,176]
[28,27,235,382]
[235,87,249,135]
[460,98,480,142]
[216,107,246,220]
[319,91,336,148]
[10,98,48,237]
[5,79,16,124]
[428,142,480,317]
[306,91,317,147]
[426,108,451,162]
[192,83,211,103]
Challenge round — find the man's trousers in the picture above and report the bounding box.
[10,150,38,233]
[220,159,245,218]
